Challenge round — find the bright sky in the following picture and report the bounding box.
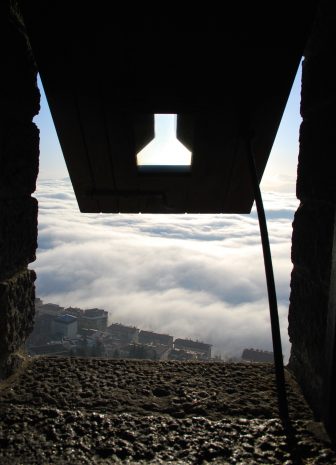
[137,114,192,166]
[35,62,302,189]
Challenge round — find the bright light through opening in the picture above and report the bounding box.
[136,114,192,171]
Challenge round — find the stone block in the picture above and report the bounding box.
[1,351,27,379]
[288,267,328,415]
[2,2,40,121]
[302,1,336,62]
[300,54,335,118]
[289,268,329,354]
[291,201,334,282]
[0,269,36,377]
[296,113,336,201]
[288,343,324,418]
[0,122,39,198]
[0,197,38,280]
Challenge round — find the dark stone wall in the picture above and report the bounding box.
[288,0,336,419]
[0,1,39,377]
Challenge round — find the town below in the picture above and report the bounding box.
[27,299,275,363]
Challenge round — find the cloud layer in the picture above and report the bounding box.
[32,177,298,362]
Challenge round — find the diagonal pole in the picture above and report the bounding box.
[246,138,289,422]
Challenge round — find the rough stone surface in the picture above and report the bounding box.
[0,1,39,378]
[297,115,336,201]
[300,1,336,120]
[0,197,38,280]
[0,121,39,198]
[289,269,328,391]
[291,202,334,279]
[289,0,336,423]
[2,1,40,121]
[0,270,36,377]
[0,358,335,464]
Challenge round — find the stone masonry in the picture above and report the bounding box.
[0,1,39,377]
[1,358,335,464]
[288,0,336,431]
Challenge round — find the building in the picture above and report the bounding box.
[52,314,78,338]
[169,348,196,361]
[242,348,275,363]
[37,302,64,316]
[154,344,172,361]
[174,338,212,359]
[63,307,83,318]
[26,313,55,346]
[78,308,108,331]
[139,330,173,348]
[107,323,139,343]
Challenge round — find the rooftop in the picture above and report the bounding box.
[108,323,139,332]
[175,338,212,349]
[82,308,108,318]
[53,314,77,325]
[139,330,173,338]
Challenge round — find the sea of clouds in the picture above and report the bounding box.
[32,177,299,362]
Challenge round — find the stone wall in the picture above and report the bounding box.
[0,1,39,377]
[288,0,336,424]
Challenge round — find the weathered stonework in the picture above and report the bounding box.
[0,197,38,281]
[288,0,336,428]
[297,116,336,201]
[0,121,39,198]
[289,268,328,412]
[291,201,334,280]
[2,3,40,122]
[0,1,39,377]
[0,269,36,377]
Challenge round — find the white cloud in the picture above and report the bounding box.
[32,178,298,362]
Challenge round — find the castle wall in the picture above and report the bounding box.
[0,1,39,377]
[288,0,336,430]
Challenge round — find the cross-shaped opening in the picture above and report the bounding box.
[136,114,192,173]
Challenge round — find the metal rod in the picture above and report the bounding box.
[246,138,289,421]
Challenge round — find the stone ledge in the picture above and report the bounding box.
[0,358,313,421]
[0,358,335,464]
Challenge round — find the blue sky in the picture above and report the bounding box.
[33,64,302,361]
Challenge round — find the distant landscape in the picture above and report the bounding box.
[27,298,275,364]
[33,178,296,363]
[33,65,300,365]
